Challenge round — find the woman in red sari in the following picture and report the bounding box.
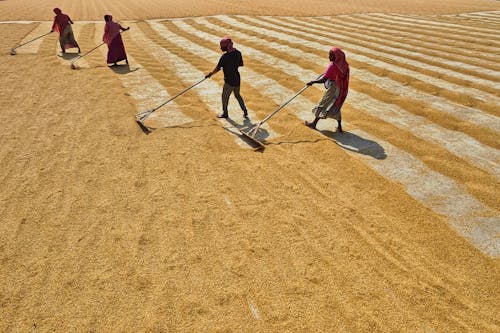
[103,15,130,66]
[305,46,349,132]
[51,8,80,54]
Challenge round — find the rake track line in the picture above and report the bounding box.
[93,22,193,128]
[219,16,500,109]
[258,16,500,90]
[182,18,500,179]
[14,21,52,54]
[312,16,500,63]
[350,14,500,48]
[292,17,500,75]
[196,17,500,134]
[450,14,500,25]
[166,18,500,256]
[374,13,500,37]
[417,12,500,27]
[342,15,500,55]
[133,22,278,147]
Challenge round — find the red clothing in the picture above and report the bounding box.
[106,34,127,64]
[52,8,78,50]
[324,47,350,108]
[103,17,127,63]
[52,13,71,35]
[103,20,121,46]
[324,62,341,82]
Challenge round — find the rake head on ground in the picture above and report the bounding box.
[135,111,154,134]
[10,48,17,55]
[237,124,265,150]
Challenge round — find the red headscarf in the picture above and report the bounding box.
[330,46,350,108]
[103,15,121,45]
[52,8,71,35]
[220,36,235,52]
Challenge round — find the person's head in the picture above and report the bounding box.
[53,8,62,15]
[329,46,348,75]
[104,15,112,22]
[329,48,336,62]
[220,36,234,52]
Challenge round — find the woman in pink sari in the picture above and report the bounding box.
[305,46,350,132]
[103,15,130,66]
[51,8,80,54]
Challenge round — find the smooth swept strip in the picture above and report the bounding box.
[291,17,500,75]
[334,16,500,60]
[195,17,500,133]
[259,16,500,88]
[146,21,278,146]
[180,19,500,178]
[374,13,500,36]
[163,19,498,256]
[227,15,500,105]
[350,14,500,48]
[15,21,52,54]
[94,22,192,128]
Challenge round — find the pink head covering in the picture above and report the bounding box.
[330,46,348,76]
[329,46,350,108]
[103,14,120,45]
[52,8,70,34]
[220,36,235,52]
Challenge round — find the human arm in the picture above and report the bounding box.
[306,75,327,86]
[206,56,224,78]
[119,25,130,31]
[205,67,221,78]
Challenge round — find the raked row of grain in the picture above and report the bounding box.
[7,12,500,256]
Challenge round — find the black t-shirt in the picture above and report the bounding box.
[216,50,243,87]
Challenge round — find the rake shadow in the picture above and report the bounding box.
[224,117,269,149]
[320,130,387,160]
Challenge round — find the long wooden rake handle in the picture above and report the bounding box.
[70,42,105,67]
[248,85,312,138]
[137,77,208,121]
[11,31,52,52]
[71,29,129,68]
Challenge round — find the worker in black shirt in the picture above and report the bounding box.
[206,36,249,119]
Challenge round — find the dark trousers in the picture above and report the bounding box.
[222,83,248,115]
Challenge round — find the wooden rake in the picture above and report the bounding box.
[71,29,129,69]
[10,31,52,55]
[239,84,312,148]
[135,77,208,134]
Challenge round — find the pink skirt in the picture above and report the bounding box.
[106,34,127,64]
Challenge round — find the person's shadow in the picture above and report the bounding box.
[109,63,140,74]
[225,117,270,148]
[320,130,387,160]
